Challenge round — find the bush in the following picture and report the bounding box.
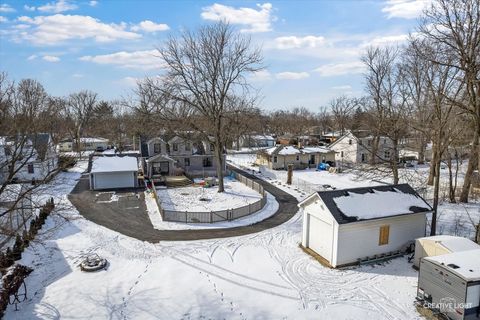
[11,235,23,261]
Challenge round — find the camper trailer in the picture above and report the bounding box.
[414,235,479,268]
[417,249,480,320]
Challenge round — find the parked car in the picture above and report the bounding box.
[95,146,105,152]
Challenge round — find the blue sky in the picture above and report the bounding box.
[0,0,428,111]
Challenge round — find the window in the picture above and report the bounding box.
[27,163,34,174]
[273,156,278,163]
[384,150,391,159]
[173,143,178,152]
[348,139,352,145]
[379,225,390,246]
[383,138,387,145]
[296,155,300,161]
[185,142,191,151]
[203,157,212,167]
[210,143,215,151]
[367,139,372,146]
[153,143,161,154]
[184,158,190,167]
[340,151,344,158]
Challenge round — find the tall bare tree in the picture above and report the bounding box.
[144,22,263,192]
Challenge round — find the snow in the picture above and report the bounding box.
[265,146,301,155]
[418,235,479,252]
[425,249,480,281]
[302,146,333,154]
[156,177,262,212]
[146,191,279,230]
[90,156,138,173]
[4,157,479,320]
[333,189,431,220]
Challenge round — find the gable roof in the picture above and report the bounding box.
[264,145,333,156]
[91,156,138,173]
[299,184,432,224]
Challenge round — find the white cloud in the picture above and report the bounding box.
[24,5,36,11]
[27,54,37,60]
[0,15,7,22]
[0,4,15,13]
[42,55,60,62]
[249,70,272,82]
[89,1,98,7]
[80,50,163,70]
[332,85,352,90]
[72,73,84,78]
[381,0,430,19]
[362,33,409,47]
[275,71,310,80]
[121,76,141,87]
[314,61,365,77]
[201,2,273,33]
[14,14,141,45]
[274,36,325,49]
[131,20,169,33]
[38,0,78,13]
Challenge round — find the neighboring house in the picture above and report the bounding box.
[143,135,226,179]
[299,184,432,268]
[89,156,139,190]
[329,130,394,166]
[256,145,336,170]
[417,249,480,320]
[57,137,109,152]
[0,133,58,183]
[233,134,276,149]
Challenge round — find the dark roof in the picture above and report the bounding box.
[27,133,51,161]
[306,183,432,224]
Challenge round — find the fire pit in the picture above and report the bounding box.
[79,254,108,272]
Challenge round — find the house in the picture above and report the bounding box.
[417,249,480,320]
[255,145,336,170]
[142,135,226,180]
[329,130,394,166]
[414,235,479,268]
[89,156,139,190]
[232,134,276,149]
[57,137,109,152]
[299,184,432,268]
[0,133,58,183]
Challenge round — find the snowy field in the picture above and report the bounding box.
[3,155,478,319]
[156,177,262,212]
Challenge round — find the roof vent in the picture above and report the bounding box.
[447,263,460,269]
[344,191,349,196]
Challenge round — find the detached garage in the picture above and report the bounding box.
[299,184,432,268]
[90,156,139,190]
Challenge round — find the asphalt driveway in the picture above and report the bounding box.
[68,166,299,242]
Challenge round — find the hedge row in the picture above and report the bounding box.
[0,197,54,317]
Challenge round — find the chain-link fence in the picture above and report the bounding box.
[155,170,267,223]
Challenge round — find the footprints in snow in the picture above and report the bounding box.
[120,260,152,320]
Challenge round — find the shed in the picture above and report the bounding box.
[414,235,479,268]
[417,249,480,320]
[89,156,138,190]
[299,184,432,268]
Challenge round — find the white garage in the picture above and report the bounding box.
[89,156,138,190]
[299,184,432,268]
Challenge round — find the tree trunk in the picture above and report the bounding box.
[418,136,426,165]
[391,139,399,184]
[460,128,480,202]
[215,139,225,193]
[447,152,456,203]
[427,147,438,186]
[370,135,379,165]
[430,155,442,236]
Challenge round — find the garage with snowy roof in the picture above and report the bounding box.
[89,156,139,190]
[299,184,433,268]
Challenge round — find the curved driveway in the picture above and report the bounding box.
[69,165,299,242]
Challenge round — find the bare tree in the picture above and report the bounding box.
[418,0,480,202]
[144,22,263,192]
[329,96,357,135]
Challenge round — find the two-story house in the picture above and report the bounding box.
[0,133,58,183]
[143,135,226,180]
[329,131,394,166]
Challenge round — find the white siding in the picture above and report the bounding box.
[330,133,358,164]
[335,213,426,266]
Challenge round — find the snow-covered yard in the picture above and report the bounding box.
[156,177,262,212]
[3,158,479,319]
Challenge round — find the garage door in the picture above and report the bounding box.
[308,214,333,260]
[93,172,135,190]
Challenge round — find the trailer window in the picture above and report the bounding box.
[379,225,390,246]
